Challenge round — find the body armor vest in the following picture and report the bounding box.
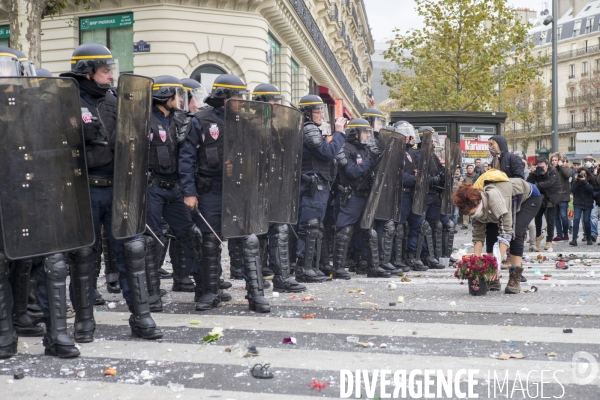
[194,110,224,175]
[81,92,117,169]
[301,121,337,181]
[405,147,418,172]
[338,142,370,191]
[148,114,178,175]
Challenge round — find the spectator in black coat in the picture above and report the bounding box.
[527,158,564,249]
[570,168,597,246]
[551,152,572,242]
[488,135,525,179]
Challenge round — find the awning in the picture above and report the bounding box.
[318,85,335,105]
[343,107,353,119]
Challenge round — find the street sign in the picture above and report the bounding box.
[80,13,134,31]
[133,40,150,53]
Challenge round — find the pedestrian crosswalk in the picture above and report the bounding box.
[2,251,600,399]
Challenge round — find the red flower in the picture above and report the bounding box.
[455,254,498,285]
[308,379,330,392]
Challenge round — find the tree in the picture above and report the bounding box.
[382,0,545,111]
[502,80,551,153]
[2,0,90,66]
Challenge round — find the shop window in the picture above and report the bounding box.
[267,34,282,90]
[0,25,9,47]
[291,58,301,106]
[80,13,134,73]
[190,64,227,94]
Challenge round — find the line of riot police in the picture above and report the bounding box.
[0,42,460,362]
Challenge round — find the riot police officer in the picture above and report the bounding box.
[334,119,391,278]
[362,108,387,141]
[181,78,208,113]
[393,121,427,271]
[414,126,445,269]
[0,46,79,358]
[295,95,346,282]
[180,74,269,312]
[252,83,306,293]
[54,43,163,342]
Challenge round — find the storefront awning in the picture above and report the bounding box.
[318,86,335,105]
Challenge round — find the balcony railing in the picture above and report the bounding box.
[351,49,361,74]
[504,120,600,135]
[564,93,600,105]
[550,44,600,62]
[338,21,346,38]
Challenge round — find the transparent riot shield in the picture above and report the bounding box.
[221,100,271,238]
[111,74,153,240]
[412,131,433,217]
[441,138,453,215]
[0,77,94,259]
[269,104,303,224]
[360,130,405,229]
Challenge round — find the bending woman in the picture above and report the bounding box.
[452,176,542,294]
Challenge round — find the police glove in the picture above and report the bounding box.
[429,175,441,187]
[83,121,102,142]
[335,148,348,168]
[366,142,380,158]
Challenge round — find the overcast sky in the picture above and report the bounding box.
[364,0,549,42]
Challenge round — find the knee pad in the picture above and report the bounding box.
[307,218,320,231]
[44,253,67,281]
[338,225,354,242]
[444,220,454,230]
[383,220,395,236]
[202,234,219,256]
[71,247,95,263]
[421,221,431,235]
[123,238,146,261]
[367,228,378,240]
[245,234,260,251]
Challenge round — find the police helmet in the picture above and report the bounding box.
[0,46,24,77]
[210,74,248,99]
[181,78,207,109]
[298,94,327,121]
[68,43,117,77]
[394,120,419,143]
[417,126,438,145]
[252,83,283,103]
[6,48,36,76]
[153,75,186,111]
[35,68,53,77]
[362,108,386,132]
[346,118,374,144]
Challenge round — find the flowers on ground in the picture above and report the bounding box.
[454,254,498,290]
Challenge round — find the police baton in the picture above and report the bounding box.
[194,208,223,244]
[145,224,165,247]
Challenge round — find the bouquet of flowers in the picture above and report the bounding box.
[454,254,498,291]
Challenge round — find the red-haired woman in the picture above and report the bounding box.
[452,178,542,294]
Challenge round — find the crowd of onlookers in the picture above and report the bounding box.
[454,153,600,248]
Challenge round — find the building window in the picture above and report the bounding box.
[586,18,593,34]
[569,64,575,79]
[596,59,600,71]
[0,25,9,47]
[584,111,588,125]
[536,139,542,150]
[290,58,301,106]
[571,113,576,127]
[574,20,581,37]
[583,61,589,76]
[557,26,562,38]
[79,13,134,73]
[267,34,282,90]
[190,64,227,93]
[570,136,575,148]
[308,77,319,95]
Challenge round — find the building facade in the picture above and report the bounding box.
[0,0,374,118]
[506,0,600,160]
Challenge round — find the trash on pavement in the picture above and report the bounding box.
[77,371,85,378]
[400,276,411,282]
[302,314,315,319]
[203,327,223,343]
[103,367,117,376]
[563,329,573,333]
[387,283,397,290]
[189,320,200,325]
[308,378,330,392]
[346,336,359,344]
[167,382,185,392]
[192,373,204,378]
[356,342,374,348]
[496,353,525,360]
[283,337,297,344]
[13,370,24,380]
[546,352,558,357]
[348,289,363,293]
[251,363,274,379]
[107,302,116,309]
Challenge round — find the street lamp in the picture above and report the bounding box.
[542,1,558,153]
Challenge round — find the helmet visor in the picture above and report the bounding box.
[0,57,22,77]
[371,116,386,132]
[189,87,207,112]
[21,61,37,77]
[176,87,188,112]
[93,59,119,88]
[311,104,330,126]
[359,127,375,144]
[395,122,415,138]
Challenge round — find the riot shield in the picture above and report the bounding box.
[412,131,433,217]
[0,77,94,259]
[111,74,153,240]
[441,138,453,215]
[221,100,271,238]
[360,129,405,229]
[269,104,303,224]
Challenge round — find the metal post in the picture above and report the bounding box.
[551,0,559,152]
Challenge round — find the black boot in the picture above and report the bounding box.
[270,224,306,293]
[42,254,79,358]
[244,235,270,313]
[379,221,403,274]
[319,222,335,276]
[101,229,121,294]
[259,236,274,278]
[69,247,96,343]
[331,225,353,280]
[170,238,195,292]
[0,253,17,358]
[10,259,44,337]
[157,235,173,279]
[364,229,391,278]
[394,222,410,272]
[407,252,428,271]
[93,254,105,306]
[145,236,163,313]
[195,233,222,311]
[422,221,444,269]
[295,219,330,282]
[412,222,430,272]
[27,266,43,319]
[123,239,163,339]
